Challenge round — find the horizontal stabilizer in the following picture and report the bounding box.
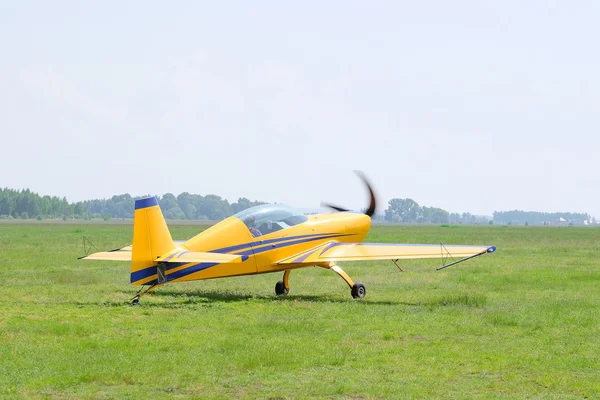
[85,241,185,255]
[80,251,132,261]
[81,249,242,264]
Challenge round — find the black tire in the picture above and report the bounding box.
[351,283,366,299]
[131,297,140,306]
[275,280,289,295]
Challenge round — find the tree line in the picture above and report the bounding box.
[383,198,592,225]
[493,210,592,225]
[0,189,73,220]
[0,188,266,221]
[383,198,489,224]
[0,188,593,225]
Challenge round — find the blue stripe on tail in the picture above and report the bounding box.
[135,197,159,210]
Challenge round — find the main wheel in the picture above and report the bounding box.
[131,297,140,306]
[351,283,366,299]
[275,280,289,295]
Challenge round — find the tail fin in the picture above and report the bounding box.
[131,197,175,284]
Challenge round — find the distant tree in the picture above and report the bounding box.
[385,198,422,223]
[449,213,462,224]
[422,206,449,224]
[165,207,186,220]
[462,212,473,224]
[231,197,267,214]
[105,194,134,218]
[159,193,178,211]
[232,197,252,214]
[158,193,186,219]
[177,192,196,219]
[198,195,232,220]
[74,202,87,217]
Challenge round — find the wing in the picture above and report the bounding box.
[279,241,496,265]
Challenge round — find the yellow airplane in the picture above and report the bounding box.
[81,173,496,305]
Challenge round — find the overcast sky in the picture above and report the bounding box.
[1,1,599,217]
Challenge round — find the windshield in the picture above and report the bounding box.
[234,204,308,237]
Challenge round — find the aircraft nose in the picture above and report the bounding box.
[346,214,371,238]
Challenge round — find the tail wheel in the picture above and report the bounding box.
[351,283,366,299]
[275,280,289,295]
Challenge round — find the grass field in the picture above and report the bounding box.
[0,223,598,399]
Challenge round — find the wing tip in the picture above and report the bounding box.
[487,246,496,253]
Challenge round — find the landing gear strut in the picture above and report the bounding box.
[130,283,161,305]
[324,264,367,299]
[275,270,291,295]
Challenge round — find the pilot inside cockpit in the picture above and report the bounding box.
[244,215,262,237]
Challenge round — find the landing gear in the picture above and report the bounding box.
[275,270,291,295]
[324,264,367,299]
[351,282,366,299]
[130,283,161,305]
[275,280,289,295]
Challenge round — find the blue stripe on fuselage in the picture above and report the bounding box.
[235,234,353,256]
[209,233,344,254]
[131,233,354,284]
[167,262,218,281]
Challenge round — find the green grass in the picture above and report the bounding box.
[0,224,599,399]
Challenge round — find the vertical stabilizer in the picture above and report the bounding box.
[131,197,175,284]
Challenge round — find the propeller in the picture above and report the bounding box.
[321,171,377,217]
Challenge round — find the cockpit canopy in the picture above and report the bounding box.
[234,204,308,237]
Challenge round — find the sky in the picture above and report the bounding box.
[1,1,599,217]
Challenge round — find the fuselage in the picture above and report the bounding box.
[168,210,371,283]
